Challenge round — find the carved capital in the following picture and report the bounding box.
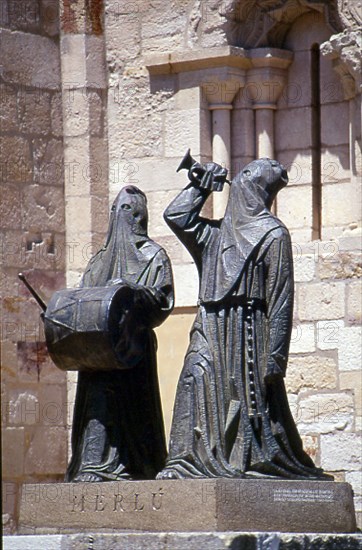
[321,30,362,99]
[201,67,245,106]
[246,48,293,107]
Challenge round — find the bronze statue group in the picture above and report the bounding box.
[43,156,332,483]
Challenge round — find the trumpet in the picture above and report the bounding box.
[177,149,230,192]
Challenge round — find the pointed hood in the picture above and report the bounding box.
[201,159,288,303]
[81,186,150,288]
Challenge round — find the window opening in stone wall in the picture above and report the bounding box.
[311,43,322,240]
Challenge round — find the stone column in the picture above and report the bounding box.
[246,50,293,212]
[59,0,109,457]
[202,70,245,218]
[247,50,293,159]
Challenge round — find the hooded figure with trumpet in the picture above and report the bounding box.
[158,153,331,481]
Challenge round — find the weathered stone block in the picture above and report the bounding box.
[107,15,141,62]
[154,235,192,265]
[290,322,315,353]
[2,482,18,535]
[164,109,205,158]
[275,108,312,151]
[50,92,63,137]
[0,83,18,132]
[62,90,90,138]
[172,263,199,308]
[66,371,78,430]
[318,251,362,280]
[38,384,67,427]
[277,185,312,230]
[33,138,64,186]
[60,34,86,85]
[276,150,313,186]
[320,55,346,105]
[1,341,18,382]
[338,228,362,252]
[300,434,319,465]
[338,326,362,371]
[84,36,107,89]
[298,282,345,321]
[293,255,316,282]
[315,319,343,351]
[346,472,362,513]
[17,342,52,383]
[286,355,336,393]
[66,270,83,288]
[88,91,104,137]
[7,390,39,426]
[5,0,41,34]
[347,280,362,323]
[141,3,187,42]
[278,51,312,109]
[90,196,109,235]
[24,426,67,475]
[321,433,361,472]
[118,157,182,194]
[88,137,109,197]
[59,0,86,34]
[321,102,349,147]
[340,372,362,416]
[62,136,92,196]
[0,136,32,184]
[41,0,60,38]
[146,190,180,237]
[0,184,22,230]
[297,392,354,434]
[2,427,25,477]
[108,109,163,159]
[322,181,362,228]
[1,29,60,88]
[289,228,313,245]
[284,11,330,51]
[18,91,51,135]
[321,146,350,183]
[21,185,65,232]
[65,197,92,234]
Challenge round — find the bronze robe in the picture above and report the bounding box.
[161,181,329,480]
[66,187,174,481]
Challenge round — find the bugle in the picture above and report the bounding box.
[177,149,230,191]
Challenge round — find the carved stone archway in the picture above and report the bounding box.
[217,0,360,48]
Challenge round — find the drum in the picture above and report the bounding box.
[44,284,140,372]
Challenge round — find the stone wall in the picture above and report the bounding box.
[1,0,361,533]
[1,1,67,534]
[104,1,361,528]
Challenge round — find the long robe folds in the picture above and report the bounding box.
[66,186,174,482]
[160,162,331,480]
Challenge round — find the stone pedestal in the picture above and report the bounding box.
[18,479,356,535]
[4,532,362,550]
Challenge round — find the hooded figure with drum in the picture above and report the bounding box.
[24,185,174,482]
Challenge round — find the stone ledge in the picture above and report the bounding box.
[18,479,356,534]
[145,46,293,75]
[4,532,362,550]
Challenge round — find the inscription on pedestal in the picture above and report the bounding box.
[70,489,164,514]
[273,488,334,502]
[19,480,357,534]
